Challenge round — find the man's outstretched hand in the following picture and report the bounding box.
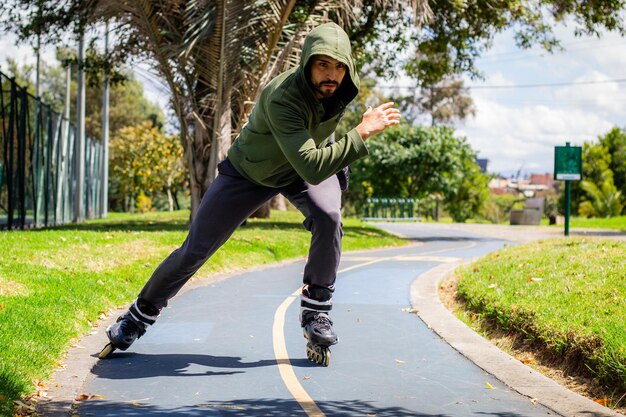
[355,102,401,141]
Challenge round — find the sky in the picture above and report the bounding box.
[455,25,626,177]
[1,23,625,178]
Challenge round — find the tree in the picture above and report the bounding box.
[346,124,489,221]
[0,0,427,219]
[3,51,164,140]
[110,121,187,212]
[598,127,626,194]
[566,130,626,216]
[568,128,626,217]
[85,71,164,140]
[444,148,489,222]
[4,57,66,113]
[566,140,611,215]
[395,76,476,126]
[3,0,624,219]
[398,1,625,87]
[578,171,624,218]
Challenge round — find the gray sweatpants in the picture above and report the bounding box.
[138,158,343,310]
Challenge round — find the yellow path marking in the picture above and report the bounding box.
[272,240,477,416]
[393,255,462,263]
[340,256,380,261]
[272,258,386,417]
[272,289,324,417]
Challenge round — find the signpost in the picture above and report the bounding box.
[554,142,582,236]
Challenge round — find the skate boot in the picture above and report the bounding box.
[98,299,158,359]
[302,312,338,367]
[300,285,336,366]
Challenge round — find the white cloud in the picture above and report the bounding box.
[460,95,614,175]
[457,27,626,176]
[553,71,626,116]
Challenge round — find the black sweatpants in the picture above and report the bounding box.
[138,158,343,310]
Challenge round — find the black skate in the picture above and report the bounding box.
[98,312,147,359]
[302,313,338,366]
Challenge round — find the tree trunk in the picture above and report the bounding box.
[188,123,206,219]
[270,195,287,211]
[250,202,271,218]
[167,176,174,211]
[187,90,233,220]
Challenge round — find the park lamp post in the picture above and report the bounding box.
[75,29,86,223]
[554,142,582,236]
[100,21,110,218]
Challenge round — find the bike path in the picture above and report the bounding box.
[78,226,558,416]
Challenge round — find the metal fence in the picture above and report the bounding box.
[362,198,419,221]
[0,70,103,230]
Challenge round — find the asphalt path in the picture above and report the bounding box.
[77,223,559,417]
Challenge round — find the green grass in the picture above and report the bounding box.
[0,210,406,416]
[456,237,626,401]
[568,216,626,231]
[541,215,626,231]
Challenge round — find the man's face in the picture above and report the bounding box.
[309,55,347,99]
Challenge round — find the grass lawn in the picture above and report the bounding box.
[567,216,626,231]
[0,210,407,416]
[541,216,626,231]
[455,237,626,408]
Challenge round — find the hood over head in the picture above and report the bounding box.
[299,22,359,105]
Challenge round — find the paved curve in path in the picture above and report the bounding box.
[78,224,558,417]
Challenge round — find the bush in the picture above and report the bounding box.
[136,192,153,213]
[479,193,523,224]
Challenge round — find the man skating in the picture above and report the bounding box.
[100,22,401,365]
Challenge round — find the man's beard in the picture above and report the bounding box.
[313,81,339,99]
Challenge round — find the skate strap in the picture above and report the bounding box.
[300,294,332,312]
[129,301,158,326]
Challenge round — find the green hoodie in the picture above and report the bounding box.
[227,22,368,187]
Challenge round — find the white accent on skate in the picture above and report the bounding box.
[299,296,332,306]
[131,300,159,323]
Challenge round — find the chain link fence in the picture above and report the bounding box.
[0,70,103,230]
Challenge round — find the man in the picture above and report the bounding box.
[100,22,400,364]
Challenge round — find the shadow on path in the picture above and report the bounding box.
[79,397,537,416]
[91,353,317,379]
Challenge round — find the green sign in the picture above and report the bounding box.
[554,144,582,181]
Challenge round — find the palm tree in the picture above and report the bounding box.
[579,171,625,218]
[94,0,430,218]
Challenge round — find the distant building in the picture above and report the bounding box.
[488,176,510,195]
[529,173,557,190]
[476,158,489,173]
[488,173,558,197]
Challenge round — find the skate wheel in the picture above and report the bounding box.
[306,343,331,366]
[306,343,315,361]
[98,343,115,359]
[320,347,330,367]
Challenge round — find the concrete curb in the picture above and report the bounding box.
[410,260,624,417]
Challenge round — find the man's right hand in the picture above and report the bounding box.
[355,102,401,141]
